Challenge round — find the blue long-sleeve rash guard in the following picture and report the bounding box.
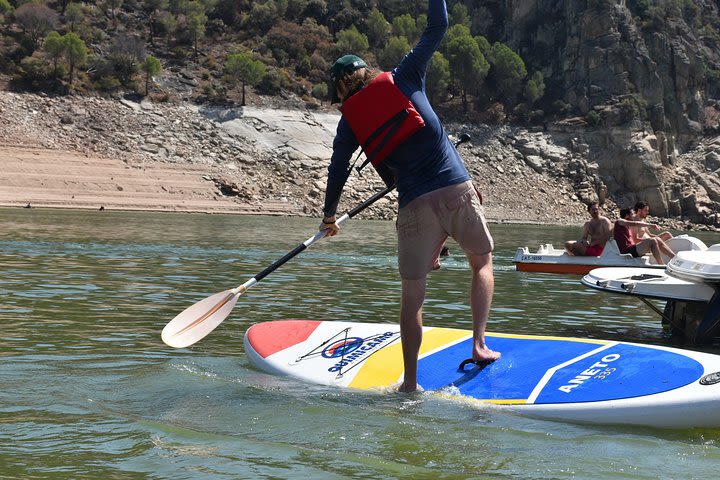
[322,0,470,218]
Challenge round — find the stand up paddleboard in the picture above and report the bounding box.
[245,320,720,429]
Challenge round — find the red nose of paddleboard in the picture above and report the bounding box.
[245,320,321,358]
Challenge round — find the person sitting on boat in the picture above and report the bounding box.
[614,207,676,264]
[632,201,673,243]
[564,202,612,256]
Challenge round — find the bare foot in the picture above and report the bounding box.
[473,346,501,364]
[397,381,417,393]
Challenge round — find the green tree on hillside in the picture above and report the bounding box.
[446,33,489,112]
[43,31,65,78]
[141,55,161,95]
[65,3,84,32]
[330,2,362,34]
[441,23,470,52]
[335,25,368,56]
[312,82,328,102]
[225,50,266,106]
[246,0,279,35]
[63,32,88,87]
[488,42,526,104]
[381,0,424,19]
[186,1,207,56]
[285,0,309,20]
[378,35,410,70]
[628,0,650,18]
[475,35,491,56]
[0,0,13,22]
[304,0,328,24]
[366,8,390,48]
[426,51,450,104]
[392,14,419,44]
[524,71,545,105]
[449,2,470,29]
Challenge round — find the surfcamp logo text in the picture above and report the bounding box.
[324,332,396,373]
[558,353,621,393]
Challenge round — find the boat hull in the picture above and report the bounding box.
[516,259,657,275]
[581,267,716,302]
[514,236,708,275]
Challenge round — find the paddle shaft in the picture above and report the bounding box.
[245,184,395,289]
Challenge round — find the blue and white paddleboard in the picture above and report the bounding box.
[245,320,720,429]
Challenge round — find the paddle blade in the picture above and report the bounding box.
[162,289,240,348]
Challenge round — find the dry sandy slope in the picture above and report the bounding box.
[0,146,296,214]
[0,91,594,224]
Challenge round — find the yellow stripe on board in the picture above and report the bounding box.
[486,331,609,345]
[434,392,529,405]
[348,327,607,390]
[349,327,470,389]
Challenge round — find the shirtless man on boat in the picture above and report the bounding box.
[631,201,673,243]
[565,202,612,256]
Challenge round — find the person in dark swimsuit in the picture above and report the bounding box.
[614,207,675,264]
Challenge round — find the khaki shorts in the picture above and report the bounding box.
[396,181,494,280]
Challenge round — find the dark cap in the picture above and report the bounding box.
[330,54,368,103]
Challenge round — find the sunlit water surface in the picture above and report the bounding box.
[2,208,720,479]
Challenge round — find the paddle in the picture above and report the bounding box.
[161,133,472,348]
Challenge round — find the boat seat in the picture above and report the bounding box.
[667,235,708,252]
[599,239,630,258]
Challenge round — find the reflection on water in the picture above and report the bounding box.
[2,207,720,479]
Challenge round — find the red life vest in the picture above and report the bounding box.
[340,72,425,170]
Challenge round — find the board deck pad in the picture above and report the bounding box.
[418,336,703,403]
[244,320,720,428]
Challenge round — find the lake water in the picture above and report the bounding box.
[2,207,720,479]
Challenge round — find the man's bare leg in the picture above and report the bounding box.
[637,239,663,264]
[657,238,676,259]
[398,277,426,393]
[467,252,501,363]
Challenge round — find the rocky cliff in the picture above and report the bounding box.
[498,0,719,137]
[479,0,720,226]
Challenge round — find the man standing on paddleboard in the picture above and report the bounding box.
[319,0,500,392]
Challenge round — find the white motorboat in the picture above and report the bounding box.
[513,235,707,275]
[582,247,720,344]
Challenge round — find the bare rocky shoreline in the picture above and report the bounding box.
[1,90,718,231]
